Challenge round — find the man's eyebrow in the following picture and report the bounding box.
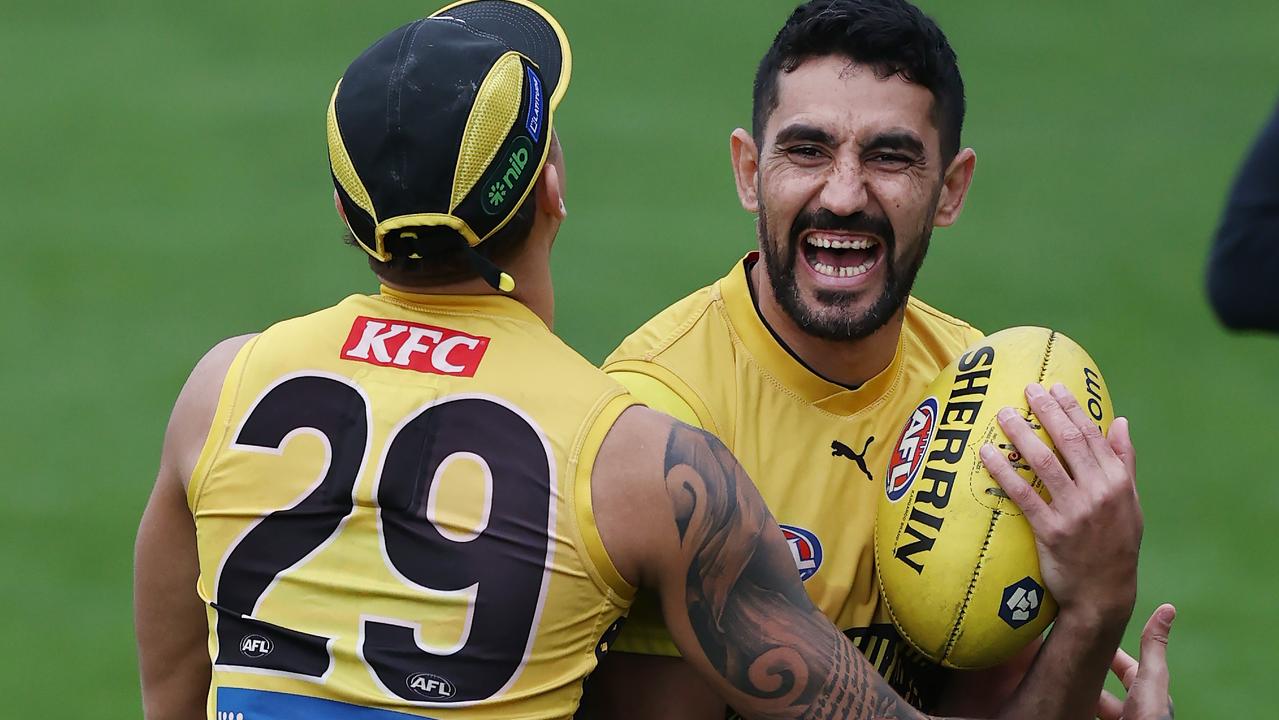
[773,123,837,147]
[861,129,925,155]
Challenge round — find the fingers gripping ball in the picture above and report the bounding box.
[873,327,1113,669]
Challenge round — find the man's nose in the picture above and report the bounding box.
[818,161,870,217]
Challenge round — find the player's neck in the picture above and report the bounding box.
[749,260,903,388]
[378,253,555,330]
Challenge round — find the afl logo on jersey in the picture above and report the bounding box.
[408,672,456,700]
[780,524,823,581]
[239,634,273,658]
[885,396,939,503]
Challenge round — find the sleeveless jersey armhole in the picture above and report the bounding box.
[187,336,260,513]
[568,391,641,601]
[602,360,717,434]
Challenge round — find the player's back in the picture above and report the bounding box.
[189,286,635,720]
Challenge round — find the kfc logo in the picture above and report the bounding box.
[341,316,489,377]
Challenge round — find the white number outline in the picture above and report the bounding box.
[212,379,557,705]
[213,371,373,684]
[359,393,557,707]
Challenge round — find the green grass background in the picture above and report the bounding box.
[3,0,1276,716]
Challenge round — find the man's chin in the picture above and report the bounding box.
[801,280,878,313]
[790,300,874,337]
[783,283,905,341]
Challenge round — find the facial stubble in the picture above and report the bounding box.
[757,201,934,342]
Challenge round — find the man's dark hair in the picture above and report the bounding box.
[753,0,966,160]
[345,191,537,287]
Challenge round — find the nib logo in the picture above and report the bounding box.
[487,181,508,207]
[481,136,534,215]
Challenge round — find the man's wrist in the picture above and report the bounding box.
[1053,599,1132,647]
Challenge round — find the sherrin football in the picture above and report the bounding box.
[873,327,1113,669]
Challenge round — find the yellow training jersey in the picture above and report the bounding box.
[189,287,636,720]
[602,255,982,708]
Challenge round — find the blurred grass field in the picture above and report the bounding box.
[3,0,1276,716]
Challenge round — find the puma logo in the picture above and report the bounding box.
[831,437,875,482]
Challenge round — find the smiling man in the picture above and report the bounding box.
[583,0,1033,716]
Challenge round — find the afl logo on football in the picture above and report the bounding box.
[408,672,456,700]
[780,524,823,581]
[239,634,273,658]
[885,396,939,503]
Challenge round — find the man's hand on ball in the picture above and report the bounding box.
[979,382,1141,626]
[1096,604,1176,720]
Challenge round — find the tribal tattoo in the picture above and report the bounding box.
[662,423,922,720]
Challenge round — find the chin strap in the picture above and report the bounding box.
[399,231,516,292]
[463,244,517,292]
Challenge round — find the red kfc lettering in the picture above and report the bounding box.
[340,316,489,377]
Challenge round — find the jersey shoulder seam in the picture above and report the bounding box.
[609,287,718,365]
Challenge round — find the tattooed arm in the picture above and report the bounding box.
[660,423,913,718]
[591,402,1152,720]
[593,408,922,720]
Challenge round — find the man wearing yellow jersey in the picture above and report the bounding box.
[582,1,1175,719]
[134,2,1173,720]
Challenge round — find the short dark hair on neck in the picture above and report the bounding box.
[344,189,537,287]
[752,0,966,160]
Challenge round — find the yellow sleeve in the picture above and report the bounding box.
[602,368,704,657]
[607,370,702,427]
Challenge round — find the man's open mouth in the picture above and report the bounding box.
[801,231,884,279]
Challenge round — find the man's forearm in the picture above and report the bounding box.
[992,609,1127,720]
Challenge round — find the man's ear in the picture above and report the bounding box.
[730,128,761,214]
[536,161,566,221]
[333,190,349,222]
[934,148,976,227]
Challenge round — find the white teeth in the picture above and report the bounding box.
[812,259,875,278]
[806,235,875,250]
